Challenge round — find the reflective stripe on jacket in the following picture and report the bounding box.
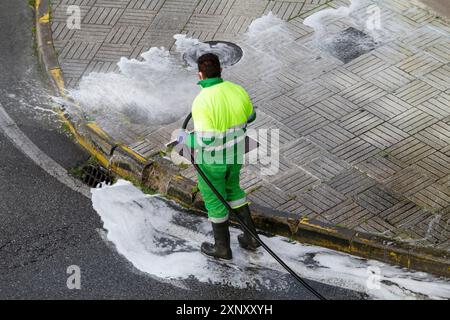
[187,78,254,161]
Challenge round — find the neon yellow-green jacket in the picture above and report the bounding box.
[187,78,254,163]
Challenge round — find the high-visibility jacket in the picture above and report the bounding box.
[187,77,253,221]
[187,77,254,164]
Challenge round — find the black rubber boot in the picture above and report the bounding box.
[235,205,261,251]
[201,220,232,260]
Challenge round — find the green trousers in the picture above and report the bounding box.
[197,163,248,223]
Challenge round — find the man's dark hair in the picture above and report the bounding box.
[197,53,221,79]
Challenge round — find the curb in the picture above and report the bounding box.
[35,0,149,173]
[34,0,450,278]
[142,157,450,277]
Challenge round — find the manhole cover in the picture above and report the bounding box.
[183,41,243,68]
[324,27,379,63]
[81,165,114,188]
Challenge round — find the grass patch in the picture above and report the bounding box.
[191,185,199,194]
[287,194,297,201]
[59,120,75,139]
[68,156,100,180]
[178,162,190,170]
[159,150,167,157]
[124,175,157,195]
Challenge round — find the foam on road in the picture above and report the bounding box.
[92,180,450,300]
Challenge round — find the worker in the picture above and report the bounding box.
[179,53,260,260]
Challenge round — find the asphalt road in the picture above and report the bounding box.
[0,1,364,300]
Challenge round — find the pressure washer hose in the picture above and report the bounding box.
[182,114,326,300]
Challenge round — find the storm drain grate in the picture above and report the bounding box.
[324,27,380,63]
[81,165,114,188]
[183,41,243,68]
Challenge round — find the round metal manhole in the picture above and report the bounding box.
[183,41,243,68]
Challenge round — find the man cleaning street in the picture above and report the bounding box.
[179,53,260,260]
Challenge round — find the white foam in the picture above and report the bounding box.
[92,180,450,300]
[247,12,285,35]
[303,0,416,45]
[67,1,429,132]
[68,46,199,131]
[66,11,297,135]
[245,11,296,50]
[303,0,365,32]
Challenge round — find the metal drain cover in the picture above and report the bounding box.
[324,27,379,63]
[81,165,113,188]
[183,41,243,68]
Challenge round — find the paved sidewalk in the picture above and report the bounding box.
[51,0,450,252]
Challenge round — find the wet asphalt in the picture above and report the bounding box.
[0,0,365,300]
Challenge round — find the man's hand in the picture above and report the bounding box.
[177,130,188,144]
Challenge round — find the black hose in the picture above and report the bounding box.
[181,113,325,299]
[182,113,192,130]
[188,152,326,300]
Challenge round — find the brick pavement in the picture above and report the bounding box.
[51,0,450,251]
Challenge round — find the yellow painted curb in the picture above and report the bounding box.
[49,68,65,96]
[299,217,335,233]
[39,13,50,24]
[58,111,110,168]
[117,144,147,164]
[86,122,112,142]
